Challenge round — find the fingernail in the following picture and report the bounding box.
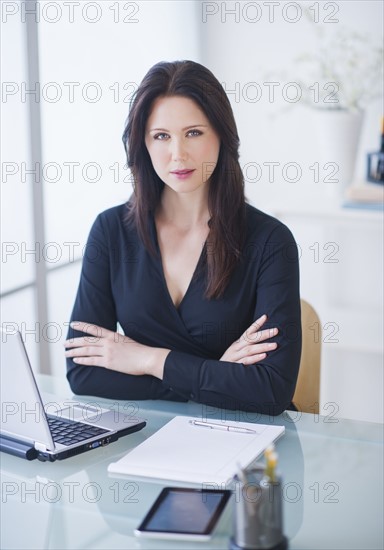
[70,322,80,327]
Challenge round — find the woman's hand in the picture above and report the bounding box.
[220,314,278,365]
[64,322,170,379]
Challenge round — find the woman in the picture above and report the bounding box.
[64,60,301,415]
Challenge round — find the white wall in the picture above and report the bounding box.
[38,0,202,258]
[198,0,384,423]
[198,0,383,206]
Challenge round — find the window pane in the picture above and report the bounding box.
[38,1,201,267]
[1,4,35,293]
[0,288,39,374]
[46,262,82,378]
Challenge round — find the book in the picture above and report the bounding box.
[345,182,384,203]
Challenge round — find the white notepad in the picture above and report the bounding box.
[108,416,284,485]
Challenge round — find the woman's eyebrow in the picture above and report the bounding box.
[148,124,208,132]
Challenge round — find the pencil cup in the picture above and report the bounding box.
[230,466,288,550]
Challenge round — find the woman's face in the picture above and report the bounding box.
[145,95,220,196]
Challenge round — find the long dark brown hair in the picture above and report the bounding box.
[122,60,246,299]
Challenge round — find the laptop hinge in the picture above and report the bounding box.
[35,441,50,452]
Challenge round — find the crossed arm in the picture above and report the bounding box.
[64,314,279,378]
[65,209,301,413]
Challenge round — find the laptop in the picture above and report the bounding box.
[0,329,146,461]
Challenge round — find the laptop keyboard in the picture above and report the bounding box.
[47,416,109,446]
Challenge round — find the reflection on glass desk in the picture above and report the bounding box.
[1,375,383,550]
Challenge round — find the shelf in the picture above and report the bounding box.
[263,201,384,222]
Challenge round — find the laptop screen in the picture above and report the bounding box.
[0,329,55,450]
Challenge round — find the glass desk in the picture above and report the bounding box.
[1,375,383,550]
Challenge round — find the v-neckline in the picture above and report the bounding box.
[150,215,206,312]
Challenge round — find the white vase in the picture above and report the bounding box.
[312,109,365,200]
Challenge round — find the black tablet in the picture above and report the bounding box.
[134,487,232,541]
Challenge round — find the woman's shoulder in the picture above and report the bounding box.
[92,202,133,232]
[244,202,295,243]
[87,201,141,244]
[96,202,129,223]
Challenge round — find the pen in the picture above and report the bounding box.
[264,444,278,482]
[189,420,257,434]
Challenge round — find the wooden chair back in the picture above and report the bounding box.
[293,299,322,414]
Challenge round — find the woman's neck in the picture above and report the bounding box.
[157,187,210,230]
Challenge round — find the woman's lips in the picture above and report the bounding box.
[170,169,195,180]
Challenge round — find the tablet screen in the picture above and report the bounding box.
[136,487,232,537]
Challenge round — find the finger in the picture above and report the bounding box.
[240,342,277,357]
[249,342,278,354]
[64,336,104,348]
[241,317,268,340]
[65,346,104,358]
[220,346,248,363]
[69,322,111,339]
[241,353,267,365]
[71,356,105,367]
[243,327,278,344]
[233,352,267,365]
[247,314,268,333]
[230,315,268,346]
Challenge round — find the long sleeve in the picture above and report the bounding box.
[66,203,301,415]
[162,223,302,415]
[66,209,185,402]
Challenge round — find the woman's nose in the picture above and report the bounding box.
[171,139,187,161]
